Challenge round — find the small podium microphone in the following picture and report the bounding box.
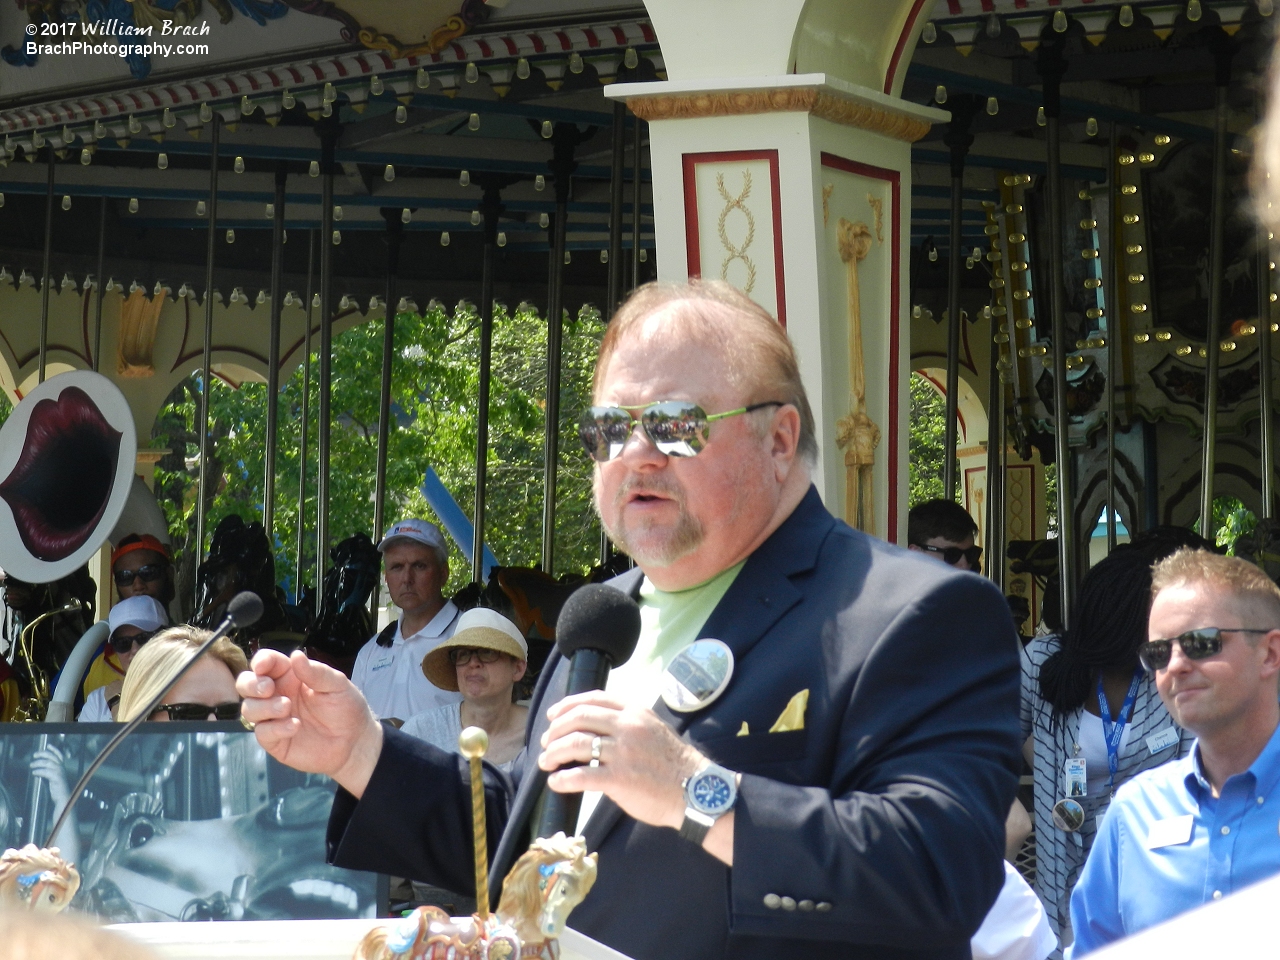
[533,584,641,840]
[43,591,264,849]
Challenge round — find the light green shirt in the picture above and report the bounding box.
[576,561,746,834]
[606,560,747,710]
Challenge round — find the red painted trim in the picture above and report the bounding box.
[914,368,967,437]
[680,149,787,327]
[820,152,902,542]
[885,0,931,95]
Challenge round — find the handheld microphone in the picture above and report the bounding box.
[43,591,263,849]
[533,584,641,840]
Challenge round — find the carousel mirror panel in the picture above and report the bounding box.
[0,723,383,922]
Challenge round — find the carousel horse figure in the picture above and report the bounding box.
[305,533,382,676]
[353,832,597,960]
[0,844,80,911]
[191,514,288,644]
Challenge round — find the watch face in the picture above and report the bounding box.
[690,771,733,814]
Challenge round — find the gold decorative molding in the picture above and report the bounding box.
[628,87,932,143]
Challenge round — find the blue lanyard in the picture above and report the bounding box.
[1097,667,1144,795]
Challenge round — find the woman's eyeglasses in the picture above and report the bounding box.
[151,701,242,721]
[913,543,983,568]
[113,563,165,588]
[448,647,504,666]
[109,628,157,654]
[1138,627,1273,672]
[578,400,784,462]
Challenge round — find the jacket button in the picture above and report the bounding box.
[763,894,781,910]
[798,900,815,912]
[816,902,832,912]
[781,897,797,911]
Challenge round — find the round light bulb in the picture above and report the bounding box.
[401,207,411,224]
[564,250,572,265]
[624,47,639,69]
[234,155,245,173]
[323,82,336,104]
[80,147,91,165]
[516,57,531,79]
[369,74,384,96]
[600,249,609,263]
[986,97,998,116]
[928,248,938,262]
[985,14,1002,38]
[128,115,141,134]
[471,209,481,226]
[934,84,948,105]
[922,21,937,43]
[416,67,429,89]
[1187,0,1202,21]
[1053,9,1068,31]
[541,120,553,138]
[569,52,584,74]
[226,229,235,243]
[1261,0,1275,15]
[61,195,71,211]
[282,89,296,110]
[465,61,479,83]
[1119,4,1134,26]
[1086,117,1098,137]
[440,231,450,246]
[497,232,507,247]
[384,164,395,182]
[240,96,254,116]
[93,120,106,139]
[197,200,207,216]
[459,169,470,187]
[265,202,274,219]
[309,160,319,177]
[199,102,213,123]
[468,113,481,131]
[157,152,168,169]
[396,105,407,123]
[128,197,139,214]
[332,229,341,245]
[1037,106,1046,127]
[535,174,546,191]
[333,205,343,221]
[539,212,549,229]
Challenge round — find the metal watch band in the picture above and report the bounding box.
[679,808,715,846]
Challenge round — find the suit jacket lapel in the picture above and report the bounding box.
[583,487,836,843]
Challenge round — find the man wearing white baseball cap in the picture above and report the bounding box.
[350,519,462,725]
[77,594,169,722]
[403,608,530,769]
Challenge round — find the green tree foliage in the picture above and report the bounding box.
[908,373,947,506]
[151,302,604,612]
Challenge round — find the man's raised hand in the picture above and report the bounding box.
[237,649,383,798]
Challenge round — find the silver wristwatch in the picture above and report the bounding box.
[679,762,738,846]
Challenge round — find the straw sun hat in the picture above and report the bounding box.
[421,608,528,692]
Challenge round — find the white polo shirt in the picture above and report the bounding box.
[350,600,462,722]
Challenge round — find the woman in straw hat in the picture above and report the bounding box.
[402,608,530,769]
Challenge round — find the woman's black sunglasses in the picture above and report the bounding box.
[578,400,784,462]
[113,563,165,588]
[109,628,158,654]
[151,701,243,721]
[1138,627,1273,672]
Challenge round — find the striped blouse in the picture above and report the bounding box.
[1019,634,1192,951]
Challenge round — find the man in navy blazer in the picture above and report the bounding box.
[239,280,1021,960]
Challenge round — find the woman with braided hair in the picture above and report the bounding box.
[1020,529,1213,955]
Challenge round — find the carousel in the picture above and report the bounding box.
[0,0,1275,954]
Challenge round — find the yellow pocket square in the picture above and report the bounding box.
[769,689,809,733]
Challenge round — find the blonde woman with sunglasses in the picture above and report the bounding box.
[117,625,248,723]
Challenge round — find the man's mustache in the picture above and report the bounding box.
[614,475,687,508]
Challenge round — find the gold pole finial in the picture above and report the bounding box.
[458,725,491,920]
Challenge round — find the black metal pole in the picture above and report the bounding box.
[631,114,642,289]
[542,125,580,575]
[1040,30,1074,626]
[264,164,286,544]
[373,209,402,546]
[1106,124,1119,551]
[475,185,505,583]
[943,97,977,502]
[295,230,316,604]
[195,116,220,575]
[316,121,338,591]
[1261,214,1275,520]
[93,196,106,373]
[38,149,54,384]
[1200,84,1230,531]
[986,305,1004,590]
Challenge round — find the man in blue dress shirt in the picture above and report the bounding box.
[1070,549,1280,955]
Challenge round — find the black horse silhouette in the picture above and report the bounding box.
[190,515,288,643]
[304,533,382,676]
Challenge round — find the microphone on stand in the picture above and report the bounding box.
[532,584,641,841]
[42,591,264,850]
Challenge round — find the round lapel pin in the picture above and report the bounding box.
[661,638,734,713]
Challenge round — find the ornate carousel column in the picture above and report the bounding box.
[610,0,943,542]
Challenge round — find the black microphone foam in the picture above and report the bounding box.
[227,591,264,629]
[554,583,641,666]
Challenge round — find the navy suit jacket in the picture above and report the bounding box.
[328,487,1022,959]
